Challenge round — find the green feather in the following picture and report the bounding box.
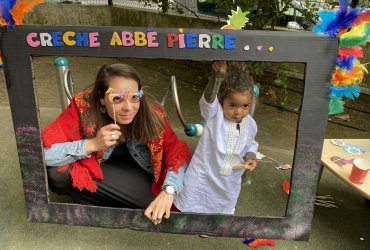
[340,35,370,47]
[329,96,344,115]
[340,23,370,48]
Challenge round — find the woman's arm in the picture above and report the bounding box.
[162,164,186,194]
[44,123,121,167]
[142,164,186,226]
[43,140,91,167]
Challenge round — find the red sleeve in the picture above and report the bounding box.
[162,119,192,173]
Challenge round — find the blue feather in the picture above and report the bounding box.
[330,85,361,99]
[243,238,256,244]
[0,0,17,27]
[313,10,337,33]
[336,56,355,70]
[326,8,360,38]
[339,0,348,13]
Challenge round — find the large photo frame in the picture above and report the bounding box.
[1,25,338,241]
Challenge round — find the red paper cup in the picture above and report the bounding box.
[349,158,370,185]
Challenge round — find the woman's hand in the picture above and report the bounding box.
[212,60,227,74]
[144,191,174,225]
[85,124,121,153]
[245,159,257,171]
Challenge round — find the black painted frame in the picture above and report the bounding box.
[1,25,338,241]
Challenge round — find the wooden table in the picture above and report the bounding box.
[321,139,370,200]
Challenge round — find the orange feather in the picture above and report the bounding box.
[351,10,370,27]
[10,0,44,25]
[337,27,349,37]
[332,66,364,86]
[282,180,290,194]
[0,17,7,27]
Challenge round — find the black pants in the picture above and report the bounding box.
[47,162,156,209]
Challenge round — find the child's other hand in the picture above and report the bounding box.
[212,61,227,74]
[245,159,257,171]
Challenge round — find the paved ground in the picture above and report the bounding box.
[1,56,370,249]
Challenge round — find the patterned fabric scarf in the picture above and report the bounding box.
[42,91,191,195]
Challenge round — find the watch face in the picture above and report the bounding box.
[165,185,175,195]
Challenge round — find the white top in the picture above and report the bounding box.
[174,95,258,214]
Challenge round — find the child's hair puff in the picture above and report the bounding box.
[218,62,254,103]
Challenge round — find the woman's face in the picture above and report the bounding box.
[100,76,141,125]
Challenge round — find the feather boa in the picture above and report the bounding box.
[313,0,370,114]
[0,0,44,69]
[336,56,355,70]
[0,0,43,27]
[338,47,363,58]
[330,85,360,99]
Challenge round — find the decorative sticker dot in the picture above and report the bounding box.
[147,27,154,32]
[268,46,274,52]
[256,45,262,51]
[243,45,250,51]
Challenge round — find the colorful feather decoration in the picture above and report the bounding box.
[11,0,44,25]
[349,10,370,27]
[330,85,360,99]
[0,0,43,27]
[338,47,363,58]
[332,65,365,86]
[313,0,370,114]
[329,96,344,115]
[325,8,360,38]
[336,56,355,70]
[0,50,3,68]
[312,10,337,33]
[0,0,44,69]
[0,0,17,27]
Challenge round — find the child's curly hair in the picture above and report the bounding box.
[218,62,254,103]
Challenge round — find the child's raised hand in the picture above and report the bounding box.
[212,60,227,74]
[245,159,257,171]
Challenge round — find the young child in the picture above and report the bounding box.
[174,61,258,214]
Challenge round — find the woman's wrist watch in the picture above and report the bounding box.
[163,185,176,195]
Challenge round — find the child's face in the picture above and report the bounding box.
[222,91,252,123]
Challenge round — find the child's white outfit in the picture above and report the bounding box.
[174,94,258,214]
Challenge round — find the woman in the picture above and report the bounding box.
[43,63,191,225]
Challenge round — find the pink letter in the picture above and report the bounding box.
[122,32,134,46]
[178,33,185,49]
[147,32,158,47]
[26,33,40,48]
[89,32,100,47]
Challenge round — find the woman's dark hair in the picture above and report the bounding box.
[88,63,164,142]
[218,62,254,103]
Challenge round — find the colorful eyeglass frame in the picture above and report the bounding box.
[330,139,367,155]
[105,87,144,104]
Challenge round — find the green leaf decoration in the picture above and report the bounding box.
[228,6,250,30]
